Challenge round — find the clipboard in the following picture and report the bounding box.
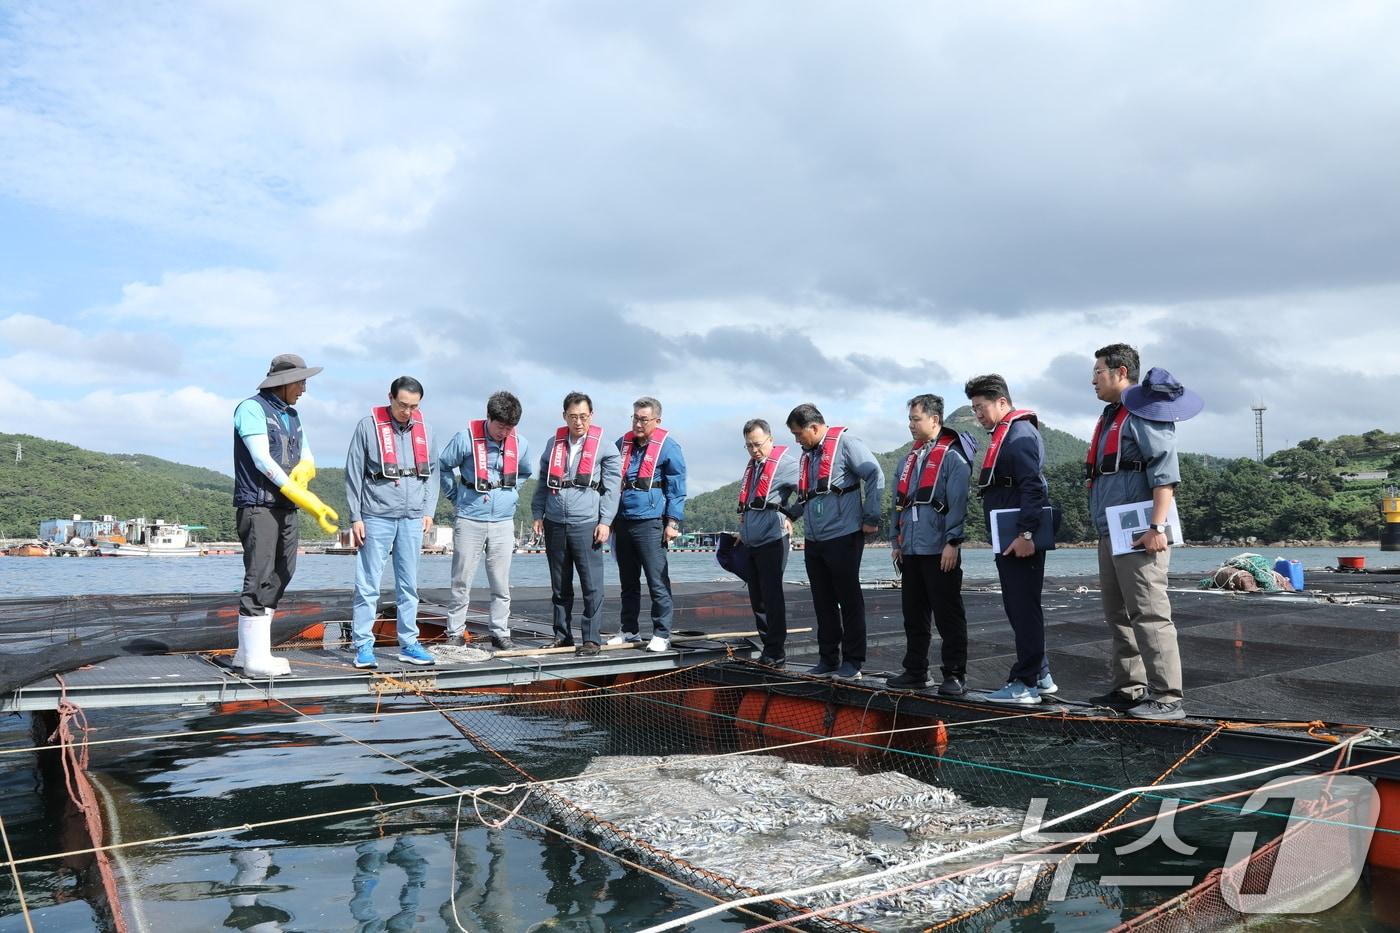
[989,506,1057,553]
[1105,500,1184,555]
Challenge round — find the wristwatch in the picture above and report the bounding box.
[1149,523,1168,534]
[1019,530,1033,541]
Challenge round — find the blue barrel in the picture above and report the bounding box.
[1273,558,1305,591]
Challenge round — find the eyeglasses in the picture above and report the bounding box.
[632,415,657,425]
[1091,367,1111,377]
[744,439,771,450]
[564,413,591,422]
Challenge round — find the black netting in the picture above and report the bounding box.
[0,590,354,694]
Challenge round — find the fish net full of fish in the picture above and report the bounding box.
[429,662,1227,931]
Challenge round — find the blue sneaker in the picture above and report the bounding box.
[806,660,838,678]
[397,642,435,666]
[1037,674,1059,695]
[834,661,862,681]
[983,682,1040,705]
[353,644,378,669]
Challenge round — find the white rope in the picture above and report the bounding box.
[471,783,532,829]
[637,728,1376,933]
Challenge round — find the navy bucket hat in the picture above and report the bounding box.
[1121,367,1204,422]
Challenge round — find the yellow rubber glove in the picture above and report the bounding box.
[288,455,316,487]
[280,480,340,534]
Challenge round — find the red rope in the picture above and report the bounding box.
[50,677,129,933]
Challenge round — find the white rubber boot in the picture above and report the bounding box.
[232,613,253,668]
[243,612,290,677]
[230,848,271,907]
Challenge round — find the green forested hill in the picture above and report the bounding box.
[4,425,1393,545]
[1,434,345,541]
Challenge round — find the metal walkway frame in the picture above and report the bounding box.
[1,641,751,713]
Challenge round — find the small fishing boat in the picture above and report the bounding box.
[101,519,204,557]
[4,541,52,557]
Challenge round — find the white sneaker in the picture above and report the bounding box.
[605,634,632,646]
[646,636,671,653]
[983,681,1040,705]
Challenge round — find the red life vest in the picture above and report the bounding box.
[1085,405,1135,487]
[546,425,604,490]
[371,406,431,478]
[797,426,850,502]
[896,431,959,512]
[976,409,1038,489]
[469,419,519,492]
[737,445,789,513]
[618,427,669,492]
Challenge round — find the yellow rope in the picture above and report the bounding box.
[0,807,35,932]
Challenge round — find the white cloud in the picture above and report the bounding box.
[4,1,1400,490]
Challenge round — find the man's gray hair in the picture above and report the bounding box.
[633,396,662,418]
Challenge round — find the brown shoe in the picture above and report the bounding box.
[575,642,601,657]
[548,638,574,649]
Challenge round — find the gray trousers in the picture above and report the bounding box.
[237,505,298,616]
[1098,535,1183,701]
[447,517,516,638]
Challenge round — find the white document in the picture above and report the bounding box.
[1105,499,1184,556]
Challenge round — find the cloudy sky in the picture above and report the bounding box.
[3,1,1398,491]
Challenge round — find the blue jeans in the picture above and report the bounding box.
[352,516,424,651]
[544,519,604,646]
[613,516,673,640]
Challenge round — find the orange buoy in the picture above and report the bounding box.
[1368,778,1400,870]
[678,686,742,726]
[734,692,892,757]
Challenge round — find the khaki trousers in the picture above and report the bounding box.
[1098,536,1183,701]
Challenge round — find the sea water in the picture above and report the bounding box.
[0,545,1389,599]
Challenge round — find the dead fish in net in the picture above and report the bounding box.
[547,753,1037,930]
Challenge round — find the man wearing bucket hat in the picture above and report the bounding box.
[1086,345,1203,721]
[232,353,339,677]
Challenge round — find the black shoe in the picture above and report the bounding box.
[490,636,515,651]
[575,642,601,657]
[549,638,575,649]
[756,655,787,669]
[1089,689,1144,711]
[885,671,930,691]
[937,675,967,697]
[1126,698,1186,721]
[444,634,466,648]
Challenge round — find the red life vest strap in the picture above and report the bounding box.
[619,427,669,492]
[797,426,849,502]
[737,445,789,513]
[896,431,960,512]
[546,425,604,490]
[1084,405,1132,487]
[469,419,519,492]
[976,409,1037,489]
[371,406,431,478]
